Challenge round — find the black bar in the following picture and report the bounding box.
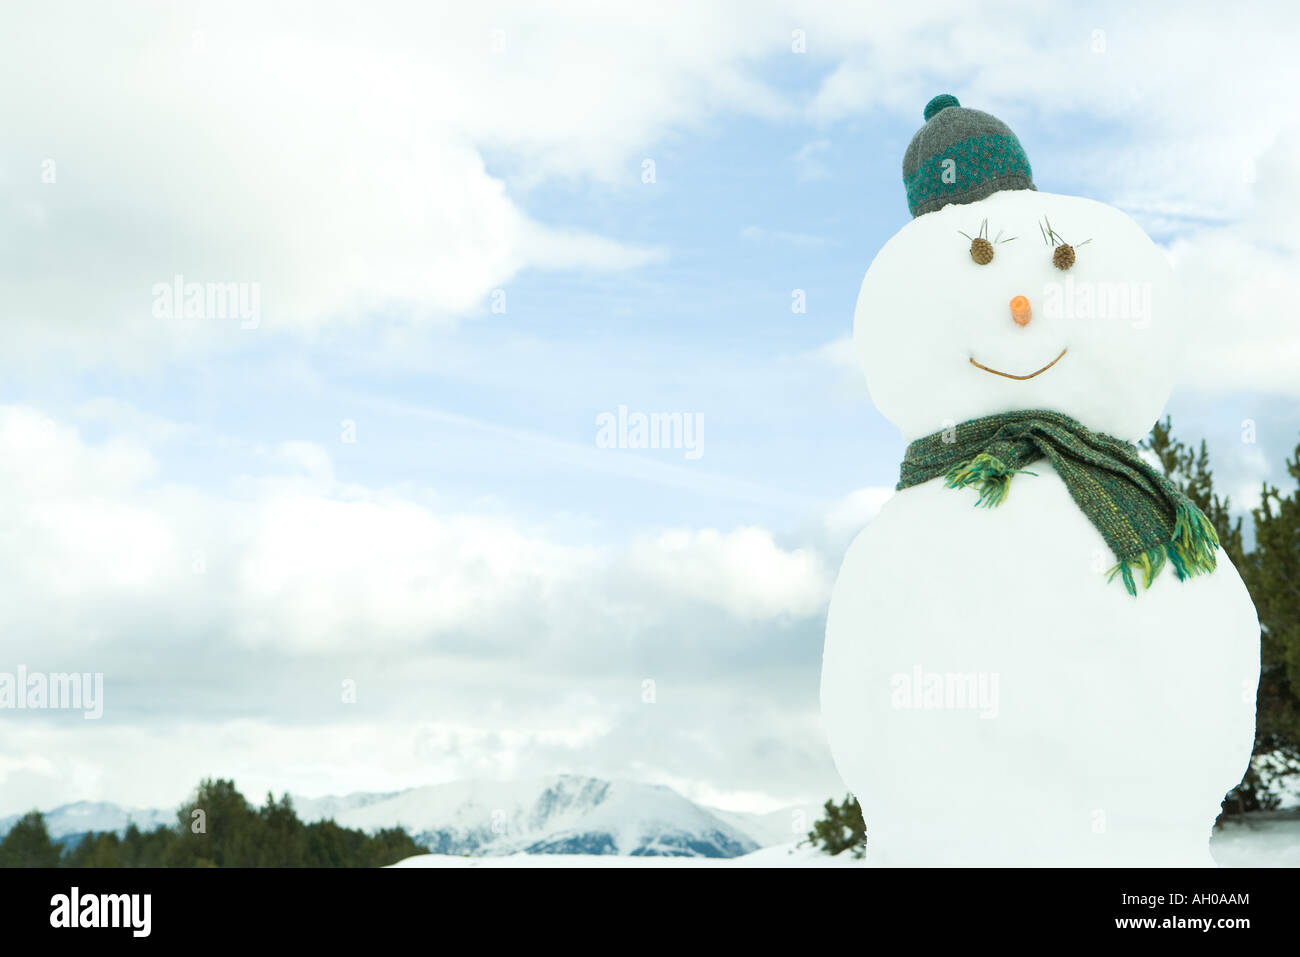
[0,866,1283,943]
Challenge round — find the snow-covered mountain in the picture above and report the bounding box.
[0,775,802,858]
[291,790,405,823]
[314,775,762,857]
[0,801,173,843]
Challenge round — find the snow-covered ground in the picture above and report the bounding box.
[389,842,861,867]
[390,813,1300,868]
[1209,812,1300,867]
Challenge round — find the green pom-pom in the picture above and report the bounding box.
[923,94,960,121]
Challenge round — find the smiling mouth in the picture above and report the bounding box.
[969,347,1068,380]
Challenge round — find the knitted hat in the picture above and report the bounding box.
[902,94,1035,217]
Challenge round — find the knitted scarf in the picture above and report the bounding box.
[897,410,1219,596]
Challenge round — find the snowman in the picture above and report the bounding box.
[821,95,1260,866]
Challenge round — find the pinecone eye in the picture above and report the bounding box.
[1040,217,1090,271]
[959,219,1012,265]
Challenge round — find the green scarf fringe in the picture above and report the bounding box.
[944,453,1037,508]
[1103,502,1220,597]
[904,411,1222,597]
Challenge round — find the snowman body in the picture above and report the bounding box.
[821,188,1260,866]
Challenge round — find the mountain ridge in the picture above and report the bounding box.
[0,774,806,858]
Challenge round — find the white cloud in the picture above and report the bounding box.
[0,1,793,362]
[3,407,828,655]
[233,493,599,653]
[623,527,831,621]
[0,400,860,810]
[1171,128,1300,396]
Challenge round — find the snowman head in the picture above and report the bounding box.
[856,97,1177,443]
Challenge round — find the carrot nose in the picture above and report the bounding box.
[1010,295,1032,326]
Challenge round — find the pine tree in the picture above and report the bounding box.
[805,794,867,857]
[1142,419,1300,814]
[169,777,265,867]
[363,827,428,868]
[66,831,124,868]
[1243,438,1300,807]
[0,811,62,867]
[1143,418,1245,566]
[258,792,307,866]
[18,776,428,868]
[304,819,365,867]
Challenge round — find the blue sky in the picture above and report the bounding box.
[2,1,1300,817]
